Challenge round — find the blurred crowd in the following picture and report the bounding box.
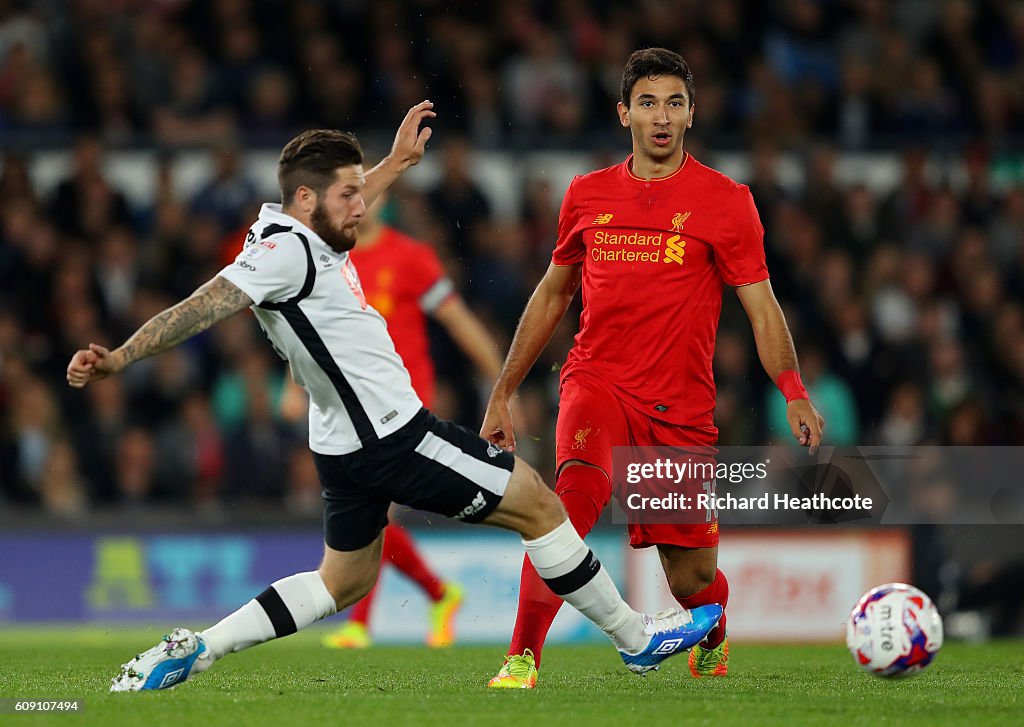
[1,0,1023,520]
[0,0,1023,150]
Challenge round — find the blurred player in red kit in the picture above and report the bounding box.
[482,48,824,687]
[303,193,504,649]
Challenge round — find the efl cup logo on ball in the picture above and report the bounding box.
[846,583,944,678]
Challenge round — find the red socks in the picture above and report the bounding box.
[508,465,609,666]
[383,522,445,600]
[673,568,729,648]
[348,523,444,626]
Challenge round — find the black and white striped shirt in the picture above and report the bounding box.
[219,204,422,454]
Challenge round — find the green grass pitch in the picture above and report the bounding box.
[1,628,1021,726]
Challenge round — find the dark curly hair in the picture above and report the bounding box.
[278,129,364,202]
[620,48,695,107]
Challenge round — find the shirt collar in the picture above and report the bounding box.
[258,203,343,257]
[620,152,691,187]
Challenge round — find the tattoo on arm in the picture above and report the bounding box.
[118,276,253,368]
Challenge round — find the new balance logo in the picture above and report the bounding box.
[592,213,614,225]
[652,638,685,655]
[158,667,185,688]
[663,235,685,265]
[455,491,488,520]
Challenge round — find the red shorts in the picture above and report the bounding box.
[554,372,720,549]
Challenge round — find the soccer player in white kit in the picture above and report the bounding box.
[66,102,721,692]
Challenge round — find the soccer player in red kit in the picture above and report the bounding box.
[306,195,504,649]
[482,48,824,687]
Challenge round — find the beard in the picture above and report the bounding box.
[310,201,358,252]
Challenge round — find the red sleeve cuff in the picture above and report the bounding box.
[776,370,809,403]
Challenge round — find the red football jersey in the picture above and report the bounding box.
[349,226,454,407]
[552,154,768,427]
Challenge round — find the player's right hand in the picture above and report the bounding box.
[480,395,516,452]
[66,343,118,388]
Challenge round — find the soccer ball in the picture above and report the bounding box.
[846,583,944,677]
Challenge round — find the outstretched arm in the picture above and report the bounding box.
[66,276,253,388]
[481,262,582,451]
[362,100,435,207]
[734,279,825,453]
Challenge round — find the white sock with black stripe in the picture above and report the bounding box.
[200,571,337,659]
[522,519,647,652]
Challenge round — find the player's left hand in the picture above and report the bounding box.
[787,399,824,455]
[388,100,435,170]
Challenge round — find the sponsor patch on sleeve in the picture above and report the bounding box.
[240,244,270,260]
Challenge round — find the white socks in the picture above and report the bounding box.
[197,526,649,660]
[522,519,647,652]
[200,571,337,659]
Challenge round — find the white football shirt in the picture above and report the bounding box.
[218,203,422,455]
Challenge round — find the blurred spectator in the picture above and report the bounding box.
[114,426,157,505]
[216,21,267,117]
[425,137,491,262]
[94,226,141,326]
[908,187,962,259]
[989,186,1024,267]
[241,66,298,144]
[9,65,68,136]
[190,140,258,232]
[152,46,234,146]
[38,439,87,519]
[155,390,224,507]
[765,0,839,93]
[284,448,320,516]
[501,28,586,145]
[907,457,1024,637]
[464,218,529,332]
[746,141,789,233]
[927,338,976,423]
[891,58,963,139]
[6,374,61,499]
[829,298,881,404]
[960,146,999,226]
[801,143,844,227]
[212,342,283,432]
[0,2,48,64]
[0,151,33,204]
[67,376,127,502]
[48,136,133,241]
[520,177,560,278]
[829,56,883,149]
[766,343,859,445]
[221,355,293,502]
[125,7,178,113]
[125,347,203,430]
[89,59,142,144]
[834,183,881,261]
[713,330,760,447]
[296,32,363,131]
